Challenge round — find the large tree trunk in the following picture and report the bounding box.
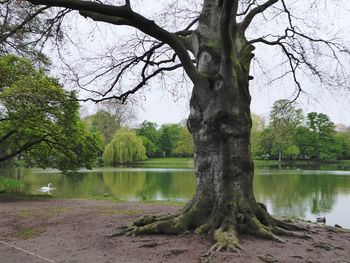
[118,0,308,251]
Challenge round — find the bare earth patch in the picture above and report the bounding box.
[0,198,350,263]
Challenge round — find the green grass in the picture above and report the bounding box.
[16,226,43,240]
[0,176,24,193]
[133,158,194,168]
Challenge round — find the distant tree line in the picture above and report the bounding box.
[84,109,194,164]
[86,98,350,165]
[252,100,350,161]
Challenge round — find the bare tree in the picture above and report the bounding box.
[3,0,350,251]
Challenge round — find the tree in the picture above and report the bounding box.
[159,123,181,157]
[172,126,194,157]
[9,0,350,251]
[102,127,146,165]
[335,132,350,160]
[84,100,136,146]
[137,121,161,157]
[0,54,102,172]
[251,113,265,158]
[294,126,312,159]
[268,100,303,162]
[305,112,340,160]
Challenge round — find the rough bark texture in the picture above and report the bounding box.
[116,0,309,252]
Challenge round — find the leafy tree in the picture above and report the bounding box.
[335,132,350,160]
[172,126,194,157]
[0,54,102,172]
[284,145,300,160]
[159,124,181,157]
[251,113,265,158]
[294,126,312,159]
[85,110,119,146]
[102,127,146,165]
[13,0,350,251]
[84,100,136,146]
[267,100,303,162]
[137,121,161,157]
[306,112,340,160]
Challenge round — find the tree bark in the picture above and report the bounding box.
[117,0,309,251]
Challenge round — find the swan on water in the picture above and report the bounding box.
[39,183,56,194]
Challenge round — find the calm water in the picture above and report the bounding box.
[1,163,350,228]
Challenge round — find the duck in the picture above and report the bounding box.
[316,217,326,224]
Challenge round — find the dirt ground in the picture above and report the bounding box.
[0,197,350,263]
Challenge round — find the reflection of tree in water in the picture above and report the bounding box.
[254,171,350,218]
[102,170,195,201]
[135,172,173,201]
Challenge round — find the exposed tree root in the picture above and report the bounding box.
[110,201,312,252]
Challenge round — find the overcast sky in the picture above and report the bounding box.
[53,1,350,126]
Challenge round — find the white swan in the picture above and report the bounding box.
[39,183,56,194]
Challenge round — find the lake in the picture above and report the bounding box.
[1,162,350,228]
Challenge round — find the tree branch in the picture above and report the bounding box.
[240,0,279,32]
[0,130,17,145]
[26,0,201,84]
[78,63,183,103]
[0,6,49,43]
[0,138,45,163]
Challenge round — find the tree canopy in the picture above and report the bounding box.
[0,54,102,172]
[102,127,146,165]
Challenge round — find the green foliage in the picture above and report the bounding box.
[84,100,135,146]
[335,132,350,159]
[304,112,340,160]
[284,145,300,160]
[103,128,146,165]
[137,121,161,157]
[0,55,102,173]
[260,100,303,161]
[159,124,182,157]
[172,127,194,157]
[256,100,348,161]
[139,136,159,157]
[85,110,119,146]
[251,113,265,158]
[0,176,24,193]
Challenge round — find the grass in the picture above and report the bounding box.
[16,226,43,240]
[17,209,33,218]
[0,176,24,193]
[133,158,194,168]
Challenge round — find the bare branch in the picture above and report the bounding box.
[78,63,183,103]
[0,6,49,42]
[240,0,279,32]
[26,0,201,84]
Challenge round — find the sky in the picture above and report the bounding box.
[136,83,350,126]
[132,0,350,126]
[51,0,350,127]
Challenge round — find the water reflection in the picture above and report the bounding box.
[254,169,350,227]
[1,164,350,227]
